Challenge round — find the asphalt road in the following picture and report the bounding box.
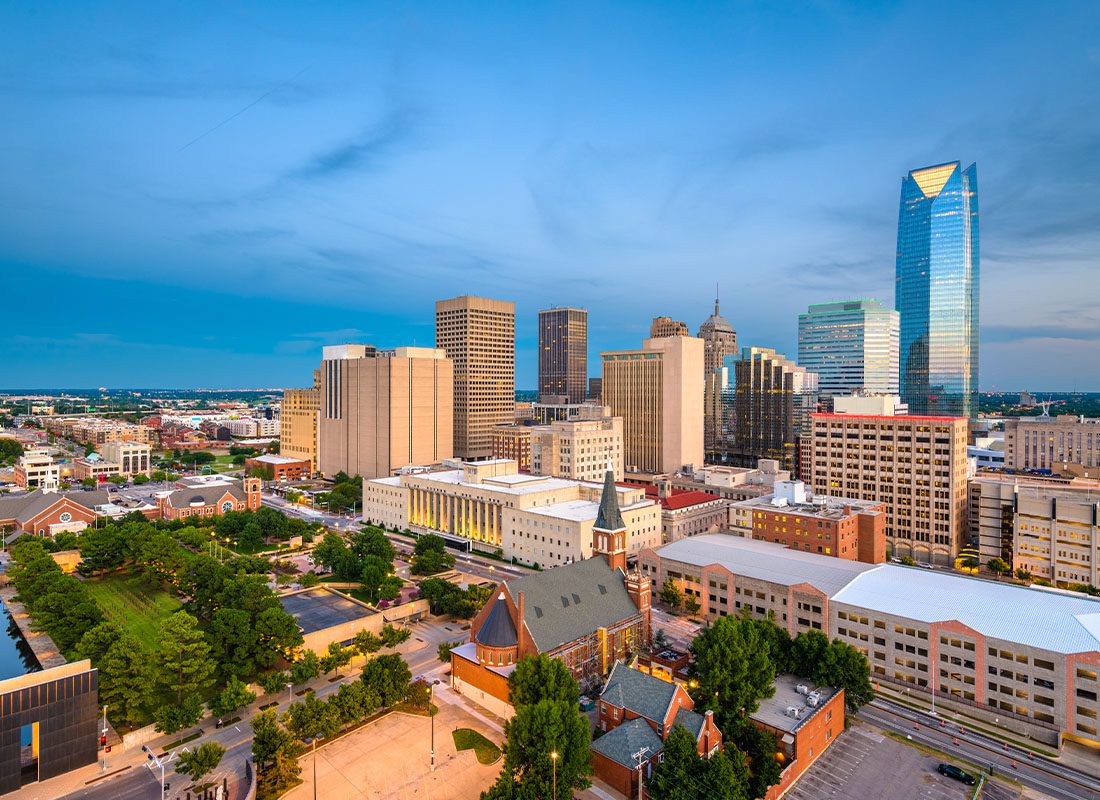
[858,697,1100,800]
[56,766,160,800]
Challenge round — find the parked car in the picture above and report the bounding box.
[937,763,975,785]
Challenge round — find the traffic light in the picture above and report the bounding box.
[99,735,107,747]
[141,745,148,753]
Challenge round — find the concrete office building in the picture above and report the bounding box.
[282,373,321,471]
[13,449,60,490]
[601,336,704,475]
[435,295,515,459]
[805,408,969,564]
[1004,415,1100,475]
[588,377,603,401]
[538,307,587,404]
[490,425,533,472]
[728,480,887,564]
[318,344,453,479]
[100,440,151,476]
[364,459,660,567]
[530,414,624,483]
[649,317,689,338]
[530,400,609,425]
[639,534,1100,748]
[725,347,819,474]
[798,300,899,397]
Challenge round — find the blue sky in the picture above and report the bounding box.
[1,1,1098,390]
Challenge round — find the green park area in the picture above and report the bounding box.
[83,574,182,651]
[452,728,501,765]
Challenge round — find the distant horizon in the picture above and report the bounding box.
[2,387,1098,397]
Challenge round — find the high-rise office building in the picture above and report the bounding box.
[798,300,899,397]
[318,344,453,478]
[1003,415,1100,474]
[725,347,818,474]
[896,161,980,419]
[698,293,738,457]
[538,307,588,403]
[282,369,321,471]
[649,317,690,338]
[435,295,516,459]
[601,336,704,474]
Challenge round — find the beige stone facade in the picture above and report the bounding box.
[1004,415,1100,475]
[435,296,515,459]
[282,382,320,471]
[318,345,453,479]
[806,413,969,564]
[101,440,151,476]
[530,415,623,483]
[43,418,153,446]
[601,336,704,475]
[1011,486,1100,587]
[649,317,689,337]
[364,459,661,567]
[13,449,60,490]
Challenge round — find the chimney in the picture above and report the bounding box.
[517,591,525,633]
[704,709,715,752]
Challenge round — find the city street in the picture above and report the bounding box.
[857,697,1100,800]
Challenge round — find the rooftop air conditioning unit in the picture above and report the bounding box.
[795,683,810,695]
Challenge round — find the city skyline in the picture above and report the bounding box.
[2,2,1099,390]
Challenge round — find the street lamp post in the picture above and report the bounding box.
[287,682,293,707]
[429,679,441,770]
[142,745,177,800]
[308,735,324,800]
[551,750,559,799]
[100,705,108,771]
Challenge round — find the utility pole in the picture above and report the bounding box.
[631,747,650,800]
[551,750,559,799]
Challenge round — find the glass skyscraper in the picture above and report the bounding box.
[895,161,979,419]
[798,299,899,397]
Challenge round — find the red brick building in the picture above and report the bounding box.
[591,663,722,797]
[450,470,652,717]
[749,675,845,800]
[729,480,886,564]
[245,455,311,481]
[156,478,261,521]
[0,490,109,536]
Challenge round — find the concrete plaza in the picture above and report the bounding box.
[285,684,504,800]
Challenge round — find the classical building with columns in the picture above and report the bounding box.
[364,458,660,567]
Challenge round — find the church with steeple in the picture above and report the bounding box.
[449,467,652,718]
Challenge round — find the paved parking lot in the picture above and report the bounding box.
[786,721,1010,800]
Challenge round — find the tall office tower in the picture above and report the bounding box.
[601,336,704,474]
[435,295,516,459]
[896,161,980,419]
[698,292,738,458]
[807,405,968,565]
[797,300,899,397]
[538,307,588,403]
[726,347,819,474]
[318,344,453,479]
[650,317,690,337]
[588,377,603,401]
[281,369,321,471]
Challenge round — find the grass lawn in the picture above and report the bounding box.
[452,728,501,765]
[84,573,182,650]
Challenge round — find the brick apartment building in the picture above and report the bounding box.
[245,454,311,481]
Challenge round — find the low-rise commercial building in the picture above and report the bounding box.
[13,448,60,490]
[72,455,121,482]
[627,483,727,543]
[0,489,110,536]
[156,478,262,521]
[640,534,1100,748]
[365,461,660,567]
[245,454,311,482]
[1004,415,1100,475]
[728,480,886,564]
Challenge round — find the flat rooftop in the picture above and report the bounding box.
[280,588,376,634]
[655,534,877,596]
[734,493,884,520]
[751,674,839,735]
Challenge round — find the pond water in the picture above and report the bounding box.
[0,567,43,749]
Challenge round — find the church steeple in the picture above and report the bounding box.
[593,465,627,572]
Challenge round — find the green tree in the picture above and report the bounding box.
[482,655,590,800]
[988,557,1010,575]
[689,615,776,731]
[210,676,257,717]
[255,606,304,669]
[898,555,917,567]
[290,651,321,685]
[283,690,340,741]
[320,642,352,677]
[177,742,226,783]
[251,708,296,771]
[352,630,383,657]
[787,630,829,679]
[154,694,204,735]
[156,612,214,704]
[207,608,260,680]
[438,641,459,663]
[961,557,980,571]
[351,526,395,563]
[411,534,455,575]
[99,635,153,727]
[659,579,683,608]
[361,653,412,707]
[75,621,121,663]
[682,594,701,617]
[815,640,874,711]
[329,680,380,724]
[733,721,782,799]
[133,473,149,485]
[1015,567,1032,581]
[380,623,412,649]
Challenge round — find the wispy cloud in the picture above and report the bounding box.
[286,102,423,182]
[984,324,1100,344]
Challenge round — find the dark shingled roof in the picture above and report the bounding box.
[476,595,518,648]
[164,484,246,509]
[590,718,664,769]
[672,708,706,739]
[0,489,110,527]
[600,663,678,726]
[505,558,640,653]
[594,468,625,531]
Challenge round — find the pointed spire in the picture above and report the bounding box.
[714,282,720,317]
[594,465,625,531]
